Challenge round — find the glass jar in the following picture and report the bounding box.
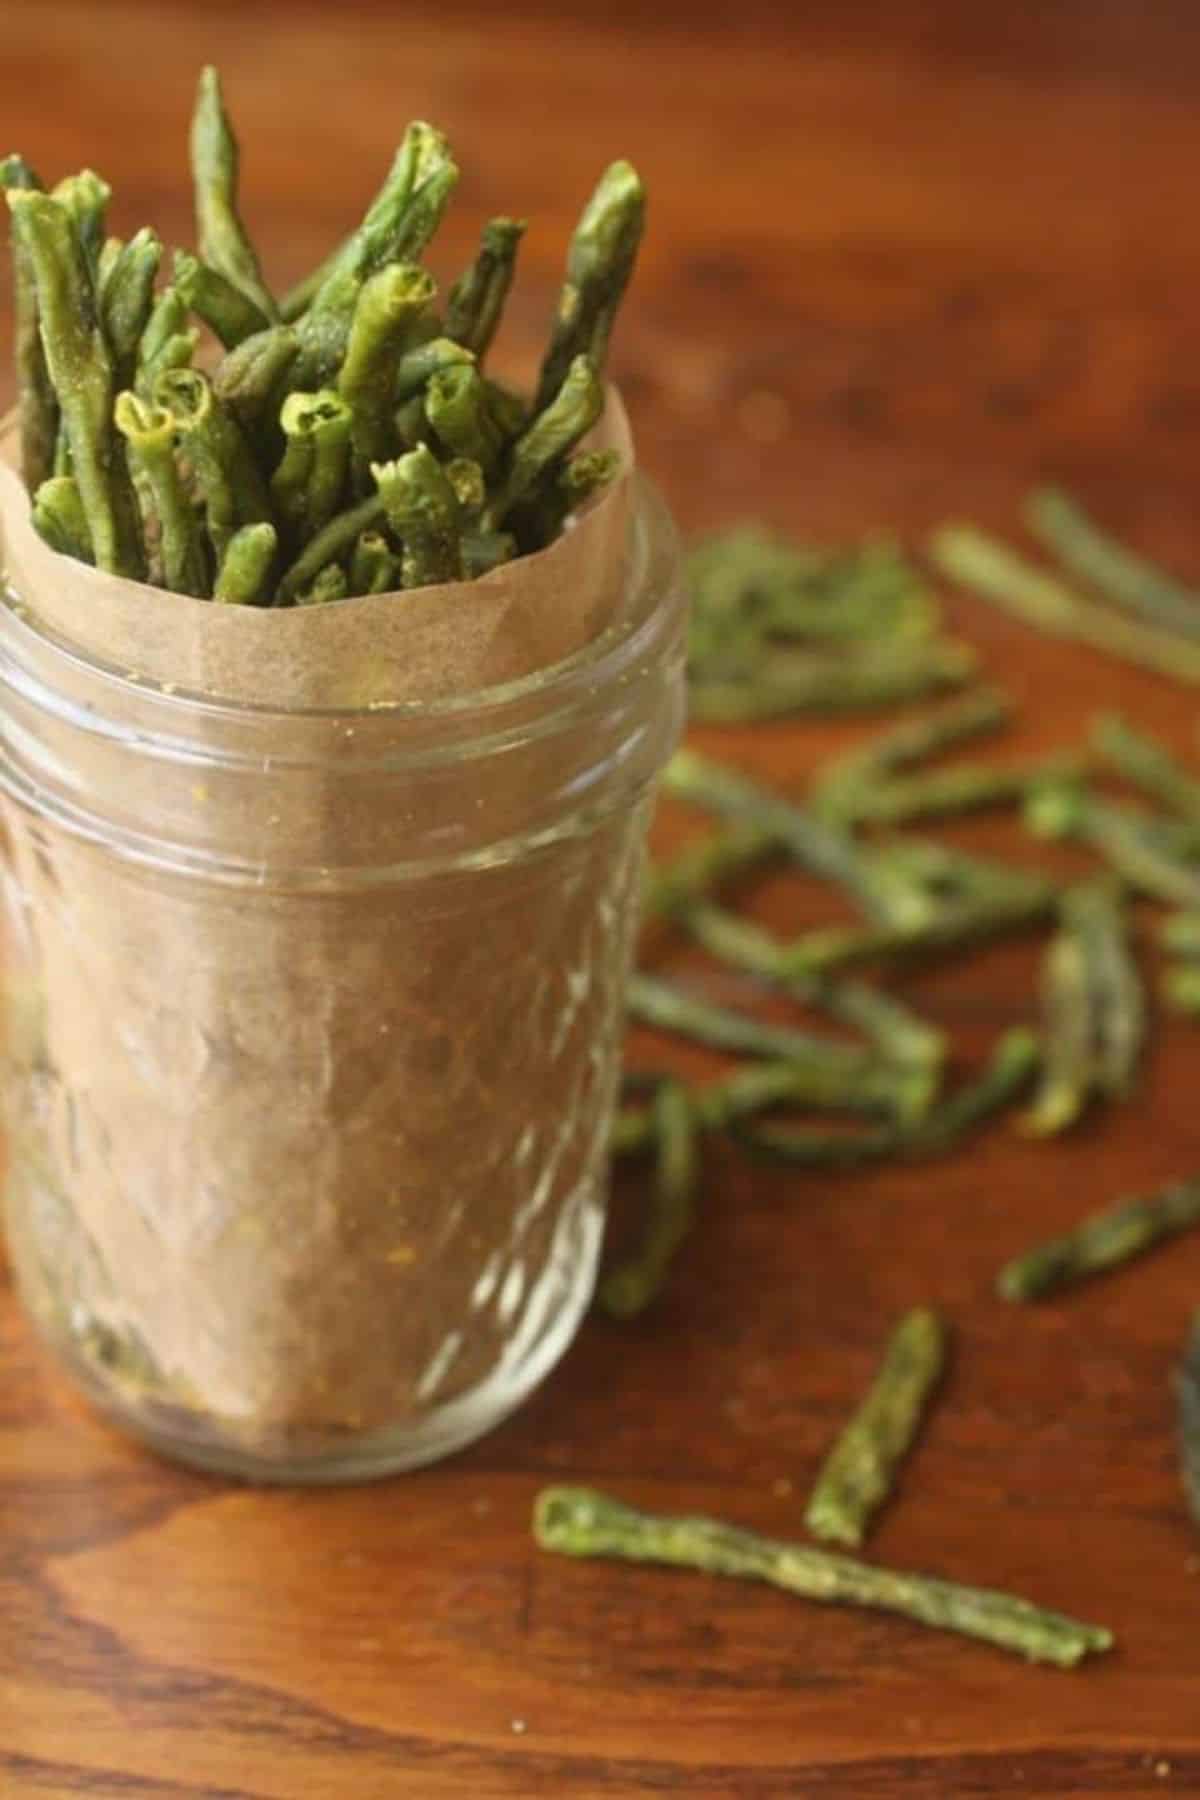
[0,477,686,1481]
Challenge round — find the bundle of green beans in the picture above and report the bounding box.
[2,68,643,603]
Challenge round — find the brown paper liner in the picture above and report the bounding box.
[0,390,632,705]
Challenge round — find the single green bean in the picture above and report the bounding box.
[50,169,110,272]
[805,1309,948,1549]
[275,491,384,602]
[627,971,874,1076]
[821,755,1085,830]
[597,1081,700,1318]
[174,249,271,349]
[374,445,464,587]
[189,65,278,323]
[96,234,124,292]
[338,262,436,478]
[349,529,398,595]
[425,363,508,475]
[136,286,196,396]
[31,475,92,563]
[7,190,143,576]
[533,1486,1112,1667]
[662,747,927,925]
[675,905,946,1073]
[113,390,209,597]
[1,154,56,490]
[444,457,485,515]
[154,366,272,560]
[536,160,645,408]
[213,519,277,604]
[643,825,777,920]
[1092,713,1200,820]
[931,522,1200,685]
[1026,780,1200,908]
[213,325,300,442]
[998,1178,1200,1301]
[1066,877,1144,1099]
[482,355,603,531]
[445,216,525,360]
[393,336,474,404]
[1020,933,1094,1138]
[99,227,162,388]
[815,690,1013,820]
[271,389,352,543]
[1027,485,1200,643]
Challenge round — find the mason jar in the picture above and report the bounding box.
[0,475,686,1481]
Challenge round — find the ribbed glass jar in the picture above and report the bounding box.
[0,478,686,1481]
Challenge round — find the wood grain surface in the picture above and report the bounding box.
[3,3,1200,1794]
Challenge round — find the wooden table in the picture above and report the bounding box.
[3,4,1200,1793]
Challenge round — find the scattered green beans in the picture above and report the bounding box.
[805,1308,948,1549]
[1026,780,1200,908]
[627,971,874,1077]
[533,1486,1112,1667]
[814,687,1013,818]
[688,641,977,723]
[997,1178,1200,1301]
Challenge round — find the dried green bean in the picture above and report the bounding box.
[444,457,485,515]
[536,160,644,409]
[1092,713,1200,820]
[597,1081,700,1318]
[533,1486,1112,1667]
[31,475,92,563]
[276,490,384,603]
[770,887,1055,980]
[1027,485,1200,643]
[805,1308,948,1549]
[1,154,56,490]
[213,325,300,442]
[627,971,874,1076]
[50,169,111,272]
[190,65,278,324]
[1067,877,1144,1098]
[174,248,271,350]
[931,522,1200,685]
[483,355,604,531]
[661,748,912,923]
[1026,781,1200,908]
[814,687,1013,817]
[7,189,143,576]
[349,529,397,595]
[675,905,946,1072]
[822,755,1085,830]
[155,366,272,560]
[393,336,474,404]
[338,262,436,478]
[425,363,508,475]
[114,391,208,597]
[739,1029,1039,1165]
[135,286,196,396]
[99,227,162,389]
[271,388,352,543]
[445,216,525,360]
[374,444,464,587]
[997,1178,1200,1301]
[1020,933,1094,1137]
[1177,1316,1200,1530]
[213,520,277,604]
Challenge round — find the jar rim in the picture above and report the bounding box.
[1,471,680,745]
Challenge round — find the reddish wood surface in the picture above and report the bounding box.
[3,4,1200,1794]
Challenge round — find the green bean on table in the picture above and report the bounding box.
[997,1178,1200,1301]
[533,1486,1112,1667]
